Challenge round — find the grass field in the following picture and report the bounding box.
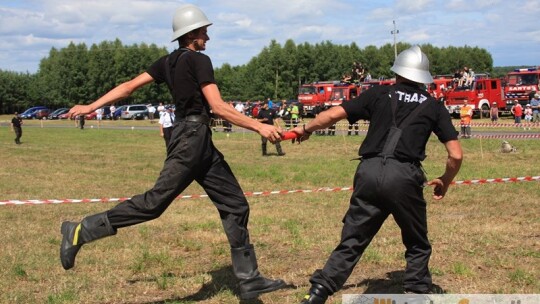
[0,116,539,303]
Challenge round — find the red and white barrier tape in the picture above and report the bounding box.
[1,176,538,206]
[454,122,540,128]
[471,134,540,139]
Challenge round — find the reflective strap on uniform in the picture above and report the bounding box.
[73,224,81,246]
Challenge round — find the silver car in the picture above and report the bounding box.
[120,104,148,120]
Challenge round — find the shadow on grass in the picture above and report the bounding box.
[342,271,445,294]
[136,265,296,304]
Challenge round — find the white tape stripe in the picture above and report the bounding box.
[0,177,538,206]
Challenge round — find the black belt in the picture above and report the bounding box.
[179,115,210,125]
[362,155,421,166]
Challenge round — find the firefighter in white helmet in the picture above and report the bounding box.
[61,4,285,300]
[291,45,463,303]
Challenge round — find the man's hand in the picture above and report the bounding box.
[427,177,448,200]
[290,125,311,143]
[68,105,94,119]
[258,123,283,143]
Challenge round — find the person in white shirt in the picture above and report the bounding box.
[159,107,175,148]
[234,102,245,114]
[147,104,157,123]
[157,102,165,115]
[109,105,116,120]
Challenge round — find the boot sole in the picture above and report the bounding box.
[239,280,286,300]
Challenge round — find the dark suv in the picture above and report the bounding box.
[20,106,49,119]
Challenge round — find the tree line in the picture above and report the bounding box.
[0,39,519,114]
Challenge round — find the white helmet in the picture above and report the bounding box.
[391,45,433,84]
[171,4,212,42]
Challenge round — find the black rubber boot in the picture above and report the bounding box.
[262,144,267,156]
[231,244,286,299]
[276,142,286,156]
[300,283,329,304]
[60,212,117,270]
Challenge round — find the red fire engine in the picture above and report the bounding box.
[504,67,540,107]
[429,75,454,99]
[444,74,508,118]
[297,81,361,116]
[297,80,395,116]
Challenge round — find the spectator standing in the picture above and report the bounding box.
[147,104,157,123]
[11,112,23,144]
[157,102,165,114]
[251,101,260,118]
[234,101,245,115]
[60,4,285,300]
[490,102,499,123]
[511,100,523,124]
[292,45,462,303]
[159,107,175,147]
[78,114,85,130]
[459,100,473,138]
[523,104,533,130]
[530,94,540,123]
[257,102,285,156]
[96,108,103,128]
[290,102,300,128]
[109,105,116,120]
[278,102,291,129]
[267,98,273,110]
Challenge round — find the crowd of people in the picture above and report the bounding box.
[222,99,303,132]
[452,66,475,90]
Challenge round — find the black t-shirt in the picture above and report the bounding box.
[341,83,458,161]
[257,108,277,125]
[147,49,215,118]
[11,116,22,128]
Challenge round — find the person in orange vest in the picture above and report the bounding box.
[511,99,523,124]
[459,100,473,138]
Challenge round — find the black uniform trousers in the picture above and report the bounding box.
[162,126,173,148]
[14,126,22,143]
[310,156,432,294]
[106,120,251,248]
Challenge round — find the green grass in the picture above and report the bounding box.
[0,117,539,303]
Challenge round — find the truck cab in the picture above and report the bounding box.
[504,67,540,108]
[445,76,506,118]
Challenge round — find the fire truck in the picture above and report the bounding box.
[429,75,454,98]
[297,79,394,116]
[504,67,540,109]
[297,81,361,116]
[444,75,508,118]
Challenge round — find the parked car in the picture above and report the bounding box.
[133,108,150,120]
[34,108,51,119]
[85,111,98,120]
[121,104,148,120]
[59,112,71,120]
[20,106,49,119]
[48,108,70,120]
[112,105,126,120]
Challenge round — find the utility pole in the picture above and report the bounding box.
[391,20,399,59]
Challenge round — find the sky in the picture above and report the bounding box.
[1,0,539,74]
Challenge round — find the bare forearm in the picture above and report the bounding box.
[88,83,134,111]
[202,83,265,133]
[304,106,347,133]
[440,140,462,184]
[213,103,264,133]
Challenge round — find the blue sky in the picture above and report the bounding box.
[1,0,539,73]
